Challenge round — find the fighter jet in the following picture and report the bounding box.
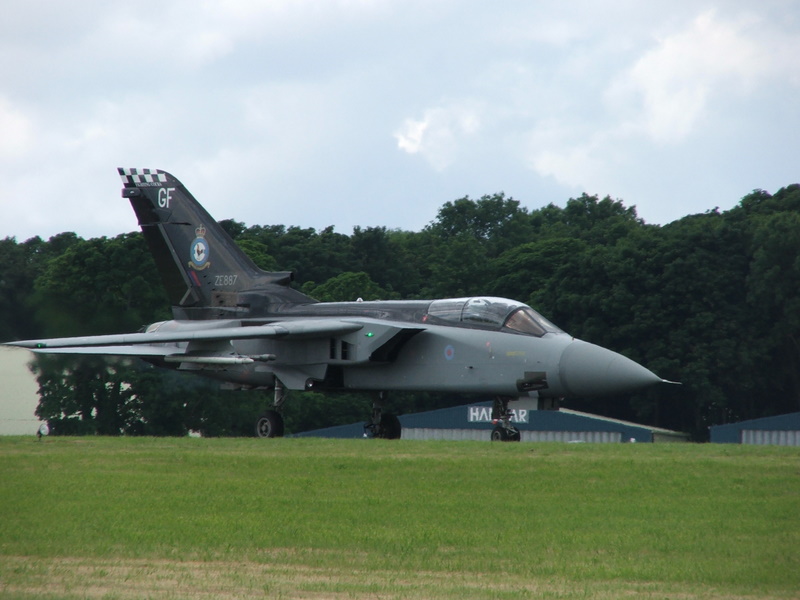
[5,168,673,440]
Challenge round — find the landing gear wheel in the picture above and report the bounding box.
[255,410,284,438]
[491,425,521,441]
[491,426,508,441]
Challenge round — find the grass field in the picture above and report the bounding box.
[1,437,798,599]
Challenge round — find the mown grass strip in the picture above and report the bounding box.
[1,437,798,599]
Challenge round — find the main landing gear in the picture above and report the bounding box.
[254,383,403,440]
[255,380,286,438]
[490,395,521,442]
[363,392,402,439]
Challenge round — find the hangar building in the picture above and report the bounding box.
[296,399,688,443]
[710,412,800,445]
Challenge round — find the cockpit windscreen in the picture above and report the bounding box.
[426,297,562,337]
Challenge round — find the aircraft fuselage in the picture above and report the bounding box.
[144,297,661,399]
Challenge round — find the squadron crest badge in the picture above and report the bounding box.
[189,225,211,270]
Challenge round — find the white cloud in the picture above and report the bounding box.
[1,1,800,239]
[607,10,768,144]
[394,104,481,171]
[527,120,589,185]
[524,7,800,199]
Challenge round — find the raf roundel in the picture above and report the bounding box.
[444,345,455,360]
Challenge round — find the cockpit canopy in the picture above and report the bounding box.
[426,297,562,337]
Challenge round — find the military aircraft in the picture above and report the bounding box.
[5,168,673,440]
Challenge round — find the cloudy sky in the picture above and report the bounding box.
[1,0,798,242]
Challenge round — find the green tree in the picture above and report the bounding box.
[428,193,525,239]
[489,237,590,326]
[746,209,800,415]
[0,237,42,341]
[562,193,641,237]
[30,233,168,336]
[301,271,396,302]
[0,233,84,341]
[426,193,533,257]
[351,226,400,288]
[236,239,278,271]
[32,355,136,435]
[423,234,488,298]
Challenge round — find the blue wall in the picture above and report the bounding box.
[710,412,800,443]
[296,401,657,441]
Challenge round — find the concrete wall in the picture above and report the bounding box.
[0,347,41,435]
[741,429,800,446]
[401,428,623,442]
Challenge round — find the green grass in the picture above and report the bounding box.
[1,437,798,599]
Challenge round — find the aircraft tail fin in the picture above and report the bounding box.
[119,168,314,320]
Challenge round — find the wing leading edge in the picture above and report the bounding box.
[5,320,364,353]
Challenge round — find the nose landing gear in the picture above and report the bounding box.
[363,392,402,439]
[491,396,521,442]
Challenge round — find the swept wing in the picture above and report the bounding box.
[6,319,364,357]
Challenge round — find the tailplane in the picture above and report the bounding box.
[119,168,315,319]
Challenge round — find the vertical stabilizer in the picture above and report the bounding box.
[119,168,314,319]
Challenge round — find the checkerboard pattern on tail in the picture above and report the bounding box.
[118,167,167,185]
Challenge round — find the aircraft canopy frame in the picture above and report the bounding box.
[426,297,562,337]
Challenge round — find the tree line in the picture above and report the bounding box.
[3,184,799,439]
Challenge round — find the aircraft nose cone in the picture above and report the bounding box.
[559,339,662,397]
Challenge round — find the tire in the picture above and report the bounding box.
[491,426,520,442]
[491,426,508,442]
[255,410,285,438]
